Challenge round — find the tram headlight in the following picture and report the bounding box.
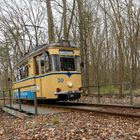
[67,81,73,88]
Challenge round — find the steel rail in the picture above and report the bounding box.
[45,102,140,118]
[50,102,140,109]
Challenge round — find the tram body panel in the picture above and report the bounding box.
[13,78,36,99]
[13,78,35,89]
[40,72,81,99]
[29,58,36,77]
[35,77,43,98]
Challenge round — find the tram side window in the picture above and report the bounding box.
[40,54,45,74]
[35,53,45,75]
[25,65,29,77]
[21,64,29,79]
[14,69,20,81]
[15,63,29,81]
[35,56,40,75]
[45,52,50,72]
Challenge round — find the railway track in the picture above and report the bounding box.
[45,102,140,118]
[2,101,140,118]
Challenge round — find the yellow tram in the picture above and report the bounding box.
[13,40,82,101]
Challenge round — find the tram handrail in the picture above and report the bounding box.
[1,84,38,115]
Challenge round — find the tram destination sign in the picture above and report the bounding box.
[59,50,74,55]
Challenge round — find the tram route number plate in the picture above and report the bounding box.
[57,78,64,83]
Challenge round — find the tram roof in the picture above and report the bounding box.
[15,41,79,67]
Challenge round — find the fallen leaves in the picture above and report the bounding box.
[1,97,140,140]
[0,111,140,140]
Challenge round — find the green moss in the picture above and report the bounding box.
[52,116,60,124]
[100,86,119,94]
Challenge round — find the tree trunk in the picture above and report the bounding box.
[46,0,55,42]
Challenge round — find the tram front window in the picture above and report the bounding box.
[50,55,80,72]
[60,56,75,71]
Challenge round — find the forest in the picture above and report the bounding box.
[0,0,139,92]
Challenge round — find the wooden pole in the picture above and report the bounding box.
[3,91,5,106]
[130,83,133,105]
[18,88,21,111]
[97,84,100,104]
[9,90,12,108]
[34,92,38,115]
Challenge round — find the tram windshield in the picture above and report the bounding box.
[60,56,75,71]
[50,54,80,72]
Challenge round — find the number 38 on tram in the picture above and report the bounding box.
[13,40,82,101]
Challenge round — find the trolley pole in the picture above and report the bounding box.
[18,88,22,111]
[34,92,38,115]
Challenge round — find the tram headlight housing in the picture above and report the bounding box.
[79,87,83,91]
[56,88,61,92]
[67,81,73,88]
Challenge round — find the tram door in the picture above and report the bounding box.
[35,54,45,98]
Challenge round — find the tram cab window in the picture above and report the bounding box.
[60,56,75,71]
[35,52,50,75]
[35,54,45,75]
[50,55,60,71]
